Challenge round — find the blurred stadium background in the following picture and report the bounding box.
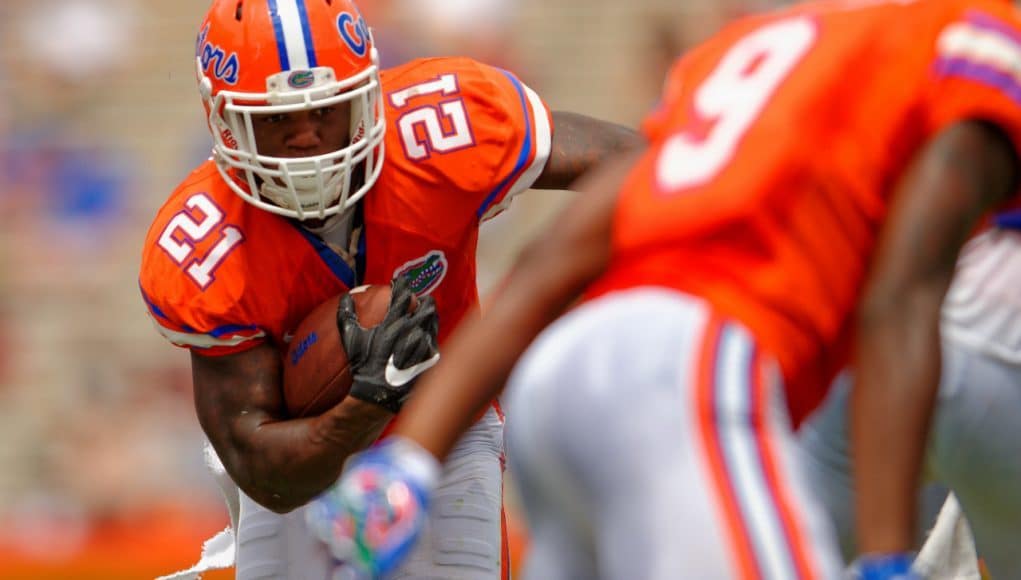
[0,0,784,577]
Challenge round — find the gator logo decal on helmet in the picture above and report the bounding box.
[287,70,315,88]
[393,251,448,296]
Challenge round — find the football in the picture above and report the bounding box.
[282,284,402,417]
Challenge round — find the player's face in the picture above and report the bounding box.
[251,102,352,158]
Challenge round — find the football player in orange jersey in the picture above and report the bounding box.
[799,224,1021,579]
[328,0,1021,578]
[138,0,641,578]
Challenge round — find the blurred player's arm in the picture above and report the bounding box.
[192,344,393,513]
[532,111,644,190]
[853,121,1018,553]
[396,148,643,459]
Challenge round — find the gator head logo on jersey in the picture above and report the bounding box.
[394,251,448,296]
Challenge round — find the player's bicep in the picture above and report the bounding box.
[863,121,1017,314]
[531,111,644,191]
[192,343,286,464]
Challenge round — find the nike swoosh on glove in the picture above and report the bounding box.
[339,276,440,413]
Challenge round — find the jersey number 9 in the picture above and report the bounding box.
[657,17,817,192]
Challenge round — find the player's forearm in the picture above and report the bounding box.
[852,289,943,552]
[532,111,643,190]
[226,399,392,513]
[851,121,1017,552]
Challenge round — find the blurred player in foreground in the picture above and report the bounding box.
[800,224,1021,578]
[137,0,641,577]
[325,0,1021,577]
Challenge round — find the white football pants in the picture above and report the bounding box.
[503,288,842,579]
[164,406,506,580]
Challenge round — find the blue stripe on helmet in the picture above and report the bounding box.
[295,0,318,68]
[267,0,291,70]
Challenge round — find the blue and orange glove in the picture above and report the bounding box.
[306,436,441,578]
[850,553,920,580]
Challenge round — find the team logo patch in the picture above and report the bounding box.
[196,24,240,85]
[288,70,315,89]
[394,251,448,296]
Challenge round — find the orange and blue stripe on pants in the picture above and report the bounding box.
[695,316,825,580]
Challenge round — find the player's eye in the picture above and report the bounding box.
[256,113,288,124]
[312,107,336,118]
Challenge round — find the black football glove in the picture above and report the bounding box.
[337,276,440,413]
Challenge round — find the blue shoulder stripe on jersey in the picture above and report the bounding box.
[141,281,260,337]
[267,0,291,70]
[292,223,357,287]
[476,70,535,220]
[935,11,1021,105]
[208,323,260,338]
[968,11,1021,45]
[935,58,1021,105]
[296,0,318,68]
[139,283,171,322]
[995,209,1021,230]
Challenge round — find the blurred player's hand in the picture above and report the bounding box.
[850,553,918,580]
[306,436,441,577]
[339,276,440,413]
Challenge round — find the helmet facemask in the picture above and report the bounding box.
[199,58,385,221]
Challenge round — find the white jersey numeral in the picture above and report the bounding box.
[389,73,475,161]
[657,17,816,192]
[157,193,244,288]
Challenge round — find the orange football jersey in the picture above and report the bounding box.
[588,0,1021,425]
[140,56,552,356]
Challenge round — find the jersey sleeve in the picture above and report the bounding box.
[139,280,266,356]
[385,57,553,222]
[138,184,268,357]
[925,6,1021,161]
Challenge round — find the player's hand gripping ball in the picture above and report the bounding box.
[306,436,441,577]
[341,276,441,413]
[282,276,439,417]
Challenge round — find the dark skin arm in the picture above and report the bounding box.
[192,343,392,513]
[532,111,644,190]
[854,121,1017,552]
[392,148,645,459]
